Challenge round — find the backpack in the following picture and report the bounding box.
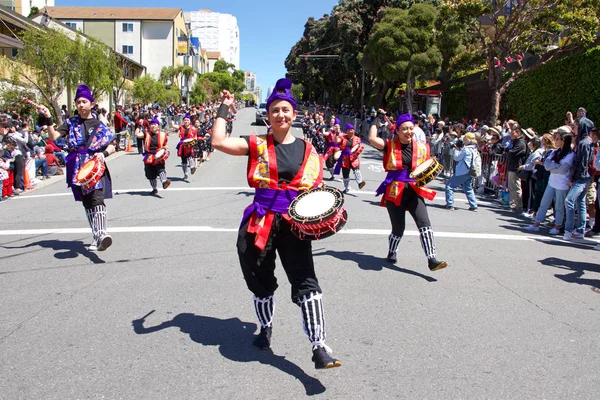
[469,148,482,178]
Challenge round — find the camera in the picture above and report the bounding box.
[455,138,464,148]
[591,142,599,148]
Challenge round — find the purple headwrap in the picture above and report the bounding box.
[333,118,341,126]
[75,84,94,103]
[183,113,191,120]
[396,113,414,127]
[265,78,297,111]
[149,116,160,125]
[345,123,354,131]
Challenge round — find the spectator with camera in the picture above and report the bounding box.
[505,122,528,211]
[444,132,479,211]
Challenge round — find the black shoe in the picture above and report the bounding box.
[468,206,478,212]
[444,205,455,210]
[312,346,342,369]
[253,326,272,350]
[585,230,600,238]
[150,189,158,195]
[386,251,397,264]
[428,258,448,271]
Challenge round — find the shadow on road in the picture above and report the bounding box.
[2,239,105,264]
[132,312,326,396]
[539,256,600,289]
[315,250,437,282]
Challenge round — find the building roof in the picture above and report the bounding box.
[206,51,221,59]
[0,4,39,30]
[40,6,183,21]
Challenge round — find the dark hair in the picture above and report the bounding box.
[552,133,572,163]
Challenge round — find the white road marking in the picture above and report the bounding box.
[10,186,493,204]
[0,225,596,244]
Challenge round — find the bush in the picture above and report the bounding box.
[444,81,467,121]
[505,47,600,133]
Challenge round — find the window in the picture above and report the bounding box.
[122,45,133,55]
[11,48,18,58]
[122,23,133,32]
[65,22,77,29]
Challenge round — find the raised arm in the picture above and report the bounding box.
[211,90,249,156]
[368,119,385,150]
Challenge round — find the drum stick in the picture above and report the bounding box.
[23,97,42,109]
[139,310,155,320]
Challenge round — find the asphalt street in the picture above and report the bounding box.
[1,108,599,399]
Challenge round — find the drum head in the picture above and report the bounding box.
[289,187,344,223]
[351,144,359,153]
[184,138,194,144]
[411,158,434,177]
[76,160,96,180]
[155,149,165,158]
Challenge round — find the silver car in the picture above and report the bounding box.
[255,102,268,125]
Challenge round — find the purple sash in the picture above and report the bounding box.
[375,170,414,196]
[241,188,298,227]
[333,148,351,175]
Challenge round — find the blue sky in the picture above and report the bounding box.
[55,0,339,100]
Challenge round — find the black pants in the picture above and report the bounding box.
[75,187,105,209]
[342,166,357,179]
[13,154,24,189]
[521,179,532,212]
[385,184,431,237]
[237,215,321,304]
[136,138,144,154]
[326,156,336,170]
[144,163,165,180]
[593,180,600,232]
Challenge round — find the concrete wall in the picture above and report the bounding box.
[84,21,115,50]
[115,20,141,64]
[141,21,173,78]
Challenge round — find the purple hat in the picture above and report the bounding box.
[149,116,160,125]
[346,123,354,130]
[333,118,341,126]
[396,113,414,127]
[75,84,94,103]
[183,113,191,120]
[265,78,297,111]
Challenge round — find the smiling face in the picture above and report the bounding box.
[149,122,160,134]
[268,100,297,133]
[396,121,415,144]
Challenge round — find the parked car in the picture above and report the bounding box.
[255,102,268,125]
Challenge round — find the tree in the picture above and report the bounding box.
[112,58,137,107]
[132,75,163,105]
[213,59,235,73]
[363,4,443,112]
[4,28,79,124]
[189,78,208,105]
[159,66,177,87]
[28,6,39,19]
[440,0,600,123]
[231,69,246,93]
[291,83,304,102]
[73,37,122,103]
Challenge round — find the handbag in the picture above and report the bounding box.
[516,169,532,181]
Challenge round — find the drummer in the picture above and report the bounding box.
[211,79,342,370]
[323,118,342,180]
[136,116,171,194]
[39,84,115,251]
[171,114,197,180]
[200,112,214,162]
[369,112,448,271]
[335,123,366,193]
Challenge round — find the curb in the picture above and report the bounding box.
[22,150,132,193]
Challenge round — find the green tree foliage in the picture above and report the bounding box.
[0,86,39,120]
[363,4,442,112]
[7,28,78,123]
[285,1,440,106]
[72,37,122,103]
[132,75,163,105]
[291,83,304,102]
[213,59,235,73]
[28,6,39,18]
[440,0,600,123]
[196,68,246,100]
[159,66,177,87]
[189,78,208,105]
[505,46,600,133]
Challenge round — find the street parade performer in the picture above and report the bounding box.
[335,123,366,193]
[39,84,115,251]
[211,79,342,370]
[136,116,171,194]
[369,112,448,271]
[323,117,342,180]
[171,114,197,180]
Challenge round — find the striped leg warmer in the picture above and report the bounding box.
[388,233,401,254]
[253,295,275,329]
[159,171,167,184]
[298,291,328,350]
[419,226,436,260]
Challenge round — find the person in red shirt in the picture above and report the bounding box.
[44,145,64,176]
[113,106,130,151]
[134,113,150,155]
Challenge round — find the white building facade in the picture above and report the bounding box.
[185,8,240,70]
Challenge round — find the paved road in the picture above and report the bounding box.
[1,108,599,399]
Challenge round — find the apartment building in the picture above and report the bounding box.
[40,6,188,78]
[185,8,240,70]
[0,0,53,18]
